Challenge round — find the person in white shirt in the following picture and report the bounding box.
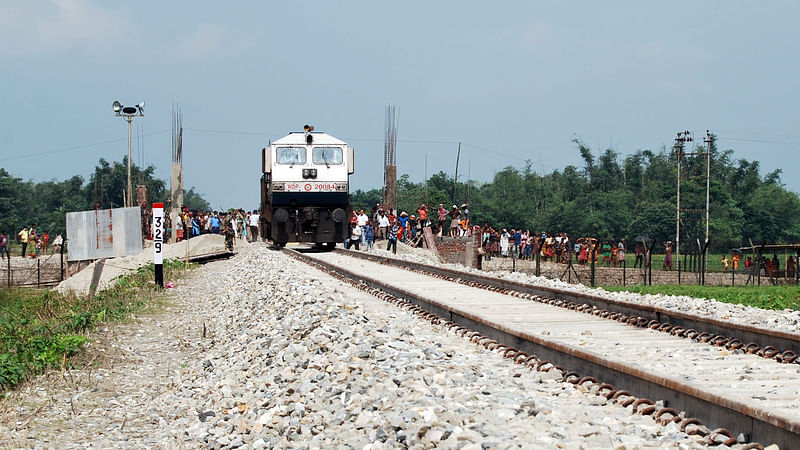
[230,216,238,241]
[248,210,260,242]
[356,209,369,246]
[378,211,390,241]
[348,224,362,250]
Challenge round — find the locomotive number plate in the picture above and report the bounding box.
[285,182,338,192]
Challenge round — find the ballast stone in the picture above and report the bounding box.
[0,243,728,448]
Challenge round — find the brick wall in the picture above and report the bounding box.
[435,236,471,265]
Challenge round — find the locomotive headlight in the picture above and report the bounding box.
[302,169,310,178]
[310,169,317,178]
[332,208,347,223]
[274,208,289,223]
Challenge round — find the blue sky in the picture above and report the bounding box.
[1,1,799,210]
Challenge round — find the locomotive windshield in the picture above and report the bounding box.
[276,147,306,165]
[312,147,343,166]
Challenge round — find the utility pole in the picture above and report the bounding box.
[466,158,471,205]
[126,116,132,207]
[703,130,712,244]
[674,130,693,277]
[424,153,429,204]
[453,141,461,205]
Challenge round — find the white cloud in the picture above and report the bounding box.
[0,0,129,58]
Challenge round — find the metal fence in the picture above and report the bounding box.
[480,251,799,287]
[1,246,67,288]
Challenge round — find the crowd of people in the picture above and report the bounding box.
[346,202,799,276]
[722,252,797,278]
[347,203,471,254]
[476,227,637,268]
[1,225,61,259]
[169,207,261,251]
[8,203,797,280]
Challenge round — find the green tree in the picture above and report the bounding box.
[0,169,33,235]
[84,157,166,208]
[629,201,675,244]
[742,184,800,245]
[183,187,211,211]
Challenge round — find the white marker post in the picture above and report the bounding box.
[153,202,164,288]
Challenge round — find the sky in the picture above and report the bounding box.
[1,1,799,210]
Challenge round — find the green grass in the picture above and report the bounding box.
[0,258,193,392]
[603,284,800,311]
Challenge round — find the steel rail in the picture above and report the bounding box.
[290,248,800,448]
[333,249,800,363]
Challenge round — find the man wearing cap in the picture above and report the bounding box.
[397,211,410,242]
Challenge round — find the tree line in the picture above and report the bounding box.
[352,136,800,253]
[0,158,210,237]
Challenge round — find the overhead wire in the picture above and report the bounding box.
[183,127,278,137]
[716,136,799,146]
[0,129,170,162]
[15,125,789,175]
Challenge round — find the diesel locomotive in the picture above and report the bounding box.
[260,126,354,248]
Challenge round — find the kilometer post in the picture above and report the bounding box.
[153,202,164,288]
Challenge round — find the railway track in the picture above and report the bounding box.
[286,247,800,448]
[333,249,800,364]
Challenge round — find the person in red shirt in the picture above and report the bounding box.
[0,231,8,260]
[417,204,429,228]
[41,232,50,254]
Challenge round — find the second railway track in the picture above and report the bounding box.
[286,247,800,448]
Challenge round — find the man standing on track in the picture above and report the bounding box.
[386,219,399,254]
[248,210,260,242]
[357,209,369,247]
[377,210,390,241]
[210,213,221,234]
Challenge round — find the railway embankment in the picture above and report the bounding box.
[0,243,751,448]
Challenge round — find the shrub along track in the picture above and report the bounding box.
[286,247,800,449]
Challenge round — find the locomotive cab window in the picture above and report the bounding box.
[312,147,343,166]
[276,147,307,165]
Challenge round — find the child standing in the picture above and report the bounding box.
[386,221,399,254]
[364,220,375,251]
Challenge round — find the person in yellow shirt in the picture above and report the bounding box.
[721,255,729,272]
[17,227,28,257]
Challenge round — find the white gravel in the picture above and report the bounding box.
[1,243,720,449]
